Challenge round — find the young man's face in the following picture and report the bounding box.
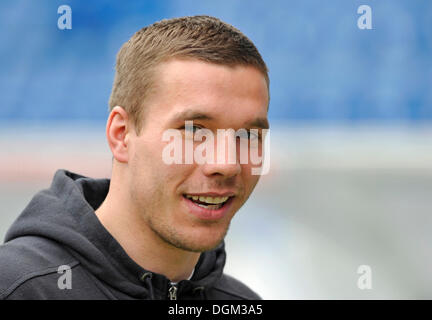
[126,58,269,252]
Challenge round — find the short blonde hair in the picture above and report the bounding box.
[108,15,269,133]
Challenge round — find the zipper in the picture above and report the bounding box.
[168,284,178,300]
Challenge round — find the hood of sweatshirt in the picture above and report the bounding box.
[4,169,226,299]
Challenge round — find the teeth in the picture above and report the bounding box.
[185,195,229,204]
[199,196,229,204]
[196,203,222,210]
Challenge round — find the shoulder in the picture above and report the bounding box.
[0,236,79,299]
[209,273,262,300]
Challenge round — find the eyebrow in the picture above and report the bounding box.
[170,108,269,129]
[170,109,213,123]
[244,117,270,129]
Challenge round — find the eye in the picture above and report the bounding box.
[180,124,203,134]
[248,129,260,141]
[237,129,260,141]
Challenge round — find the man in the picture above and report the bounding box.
[0,15,269,300]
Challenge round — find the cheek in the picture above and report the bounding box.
[164,163,197,195]
[128,143,164,198]
[241,165,260,193]
[131,135,198,201]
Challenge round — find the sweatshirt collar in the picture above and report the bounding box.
[6,169,226,299]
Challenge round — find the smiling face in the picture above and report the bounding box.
[125,58,269,252]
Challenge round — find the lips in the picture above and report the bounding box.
[184,194,230,209]
[182,194,234,220]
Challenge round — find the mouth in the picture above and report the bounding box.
[182,194,232,210]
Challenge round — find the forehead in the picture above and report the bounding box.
[146,58,269,127]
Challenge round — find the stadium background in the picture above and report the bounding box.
[1,0,431,298]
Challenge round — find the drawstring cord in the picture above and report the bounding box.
[192,286,206,299]
[141,272,206,300]
[140,272,155,300]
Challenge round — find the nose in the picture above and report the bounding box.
[202,159,241,178]
[201,130,241,178]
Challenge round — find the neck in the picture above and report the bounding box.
[95,177,200,283]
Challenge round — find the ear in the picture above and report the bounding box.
[106,106,130,163]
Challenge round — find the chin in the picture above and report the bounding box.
[177,237,224,253]
[167,225,228,253]
[148,212,230,252]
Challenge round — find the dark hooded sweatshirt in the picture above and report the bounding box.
[0,170,260,300]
